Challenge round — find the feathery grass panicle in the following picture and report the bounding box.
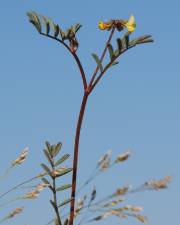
[0,147,29,183]
[114,185,130,196]
[12,147,29,166]
[97,150,112,167]
[145,176,172,190]
[0,207,24,224]
[22,190,40,199]
[114,150,131,163]
[135,214,148,224]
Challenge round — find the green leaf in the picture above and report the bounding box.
[65,28,74,38]
[41,177,50,185]
[116,38,122,53]
[55,154,70,167]
[59,30,65,40]
[41,16,50,35]
[136,35,154,44]
[136,35,152,42]
[43,149,53,166]
[56,184,72,192]
[40,163,52,177]
[54,24,60,38]
[129,35,154,47]
[45,141,51,152]
[41,177,53,190]
[125,34,129,48]
[111,61,119,66]
[73,23,82,33]
[107,44,115,61]
[58,198,72,208]
[137,38,154,44]
[55,168,72,177]
[92,53,103,72]
[27,11,41,33]
[122,32,129,49]
[48,144,56,157]
[51,142,62,158]
[129,39,137,47]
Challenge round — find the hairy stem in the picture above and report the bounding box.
[69,92,89,225]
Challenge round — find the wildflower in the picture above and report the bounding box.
[123,15,136,33]
[12,147,29,166]
[98,15,136,32]
[98,21,113,30]
[113,19,126,31]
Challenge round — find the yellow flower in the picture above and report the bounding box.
[98,21,112,30]
[124,15,136,32]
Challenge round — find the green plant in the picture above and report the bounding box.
[0,11,171,225]
[26,11,156,225]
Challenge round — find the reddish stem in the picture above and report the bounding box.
[69,27,116,225]
[69,91,89,225]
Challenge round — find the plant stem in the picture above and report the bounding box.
[52,169,62,225]
[88,26,116,88]
[69,92,89,225]
[69,28,116,225]
[52,159,62,225]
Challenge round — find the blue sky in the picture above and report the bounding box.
[0,0,179,225]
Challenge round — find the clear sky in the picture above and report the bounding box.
[0,0,179,225]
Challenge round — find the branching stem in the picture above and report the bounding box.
[88,27,116,89]
[69,28,116,225]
